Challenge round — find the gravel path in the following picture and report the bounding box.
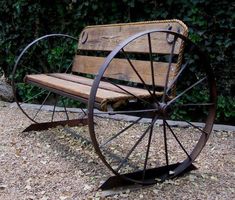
[0,101,234,199]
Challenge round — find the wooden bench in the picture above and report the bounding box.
[23,20,188,111]
[12,19,217,186]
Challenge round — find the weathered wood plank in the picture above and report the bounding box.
[72,55,176,87]
[78,20,188,54]
[49,73,152,96]
[24,74,136,103]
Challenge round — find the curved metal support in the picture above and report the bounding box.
[12,34,78,123]
[12,34,78,80]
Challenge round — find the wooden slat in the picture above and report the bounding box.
[72,55,176,87]
[24,74,148,103]
[78,20,188,54]
[49,73,152,96]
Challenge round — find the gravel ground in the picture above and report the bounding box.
[0,101,234,200]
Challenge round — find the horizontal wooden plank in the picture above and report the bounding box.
[24,74,151,104]
[72,55,176,87]
[49,73,153,96]
[78,20,188,54]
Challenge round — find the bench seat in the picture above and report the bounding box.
[24,73,159,111]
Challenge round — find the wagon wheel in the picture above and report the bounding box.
[12,34,79,123]
[88,30,217,184]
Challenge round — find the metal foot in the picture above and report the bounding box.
[100,163,197,190]
[23,118,88,132]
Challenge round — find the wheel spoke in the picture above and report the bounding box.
[33,91,51,120]
[35,39,51,73]
[41,37,52,73]
[166,60,189,94]
[142,117,155,180]
[21,89,47,104]
[99,117,143,148]
[173,113,209,135]
[51,94,58,122]
[23,46,37,65]
[121,48,156,100]
[93,108,158,115]
[166,44,196,95]
[165,120,191,159]
[101,77,153,107]
[21,64,41,74]
[147,33,156,95]
[167,77,207,106]
[61,98,69,120]
[64,60,74,73]
[173,102,214,107]
[80,107,87,117]
[116,116,158,172]
[58,38,65,73]
[163,119,169,171]
[162,35,177,102]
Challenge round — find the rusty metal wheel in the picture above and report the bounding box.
[88,30,217,185]
[12,34,79,123]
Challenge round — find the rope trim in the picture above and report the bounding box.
[100,92,164,111]
[84,19,188,34]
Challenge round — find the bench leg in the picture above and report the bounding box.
[23,118,88,132]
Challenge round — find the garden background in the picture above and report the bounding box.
[0,0,234,124]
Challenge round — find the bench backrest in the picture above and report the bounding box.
[72,19,188,88]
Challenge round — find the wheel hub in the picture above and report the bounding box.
[153,102,168,117]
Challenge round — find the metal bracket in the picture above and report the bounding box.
[100,163,197,191]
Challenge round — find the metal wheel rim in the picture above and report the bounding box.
[12,34,78,123]
[88,29,217,184]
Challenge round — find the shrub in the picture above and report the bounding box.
[0,0,233,124]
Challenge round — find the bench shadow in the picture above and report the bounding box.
[20,126,111,185]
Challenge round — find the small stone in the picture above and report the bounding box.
[26,178,32,183]
[169,170,175,175]
[0,184,7,190]
[120,193,128,198]
[84,184,91,190]
[22,156,27,160]
[59,195,70,200]
[125,189,130,194]
[155,178,162,182]
[210,176,218,181]
[26,195,36,200]
[153,189,158,194]
[40,160,47,165]
[40,196,49,200]
[25,185,32,190]
[189,174,197,182]
[0,79,14,102]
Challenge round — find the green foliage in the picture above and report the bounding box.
[11,34,78,108]
[0,0,234,124]
[58,97,85,109]
[171,89,210,122]
[216,95,235,123]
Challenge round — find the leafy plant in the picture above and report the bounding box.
[216,95,235,124]
[0,0,234,124]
